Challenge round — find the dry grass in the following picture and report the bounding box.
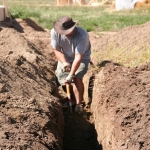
[92,44,150,67]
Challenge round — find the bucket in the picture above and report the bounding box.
[0,5,5,21]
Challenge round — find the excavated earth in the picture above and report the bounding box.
[0,18,150,150]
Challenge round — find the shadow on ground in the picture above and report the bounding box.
[62,110,103,150]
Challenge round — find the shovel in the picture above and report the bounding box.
[65,82,73,113]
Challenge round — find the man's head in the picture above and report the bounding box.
[54,16,78,35]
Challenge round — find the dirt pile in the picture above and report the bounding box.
[89,21,150,65]
[91,62,150,150]
[85,21,150,150]
[0,19,63,149]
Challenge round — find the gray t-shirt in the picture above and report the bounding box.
[50,27,91,62]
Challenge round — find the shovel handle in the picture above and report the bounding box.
[65,82,73,113]
[66,82,71,95]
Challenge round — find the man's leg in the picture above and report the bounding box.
[73,59,90,105]
[72,77,84,105]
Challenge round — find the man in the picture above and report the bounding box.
[50,16,91,112]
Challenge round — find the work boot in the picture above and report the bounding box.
[75,104,83,113]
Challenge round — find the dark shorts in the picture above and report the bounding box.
[56,59,90,86]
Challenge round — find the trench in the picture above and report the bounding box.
[62,109,102,150]
[58,74,103,150]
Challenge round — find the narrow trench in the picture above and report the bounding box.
[60,74,103,150]
[62,110,103,150]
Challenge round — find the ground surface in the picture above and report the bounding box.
[0,18,150,150]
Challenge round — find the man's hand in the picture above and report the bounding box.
[65,74,75,83]
[62,62,71,72]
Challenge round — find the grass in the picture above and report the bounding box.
[92,44,150,67]
[7,6,150,32]
[0,0,150,67]
[1,0,150,32]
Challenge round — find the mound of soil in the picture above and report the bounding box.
[0,17,150,150]
[0,18,63,150]
[91,62,150,150]
[89,22,150,65]
[85,21,150,150]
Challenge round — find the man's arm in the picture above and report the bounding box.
[53,49,67,63]
[69,54,83,76]
[54,49,71,72]
[51,29,67,63]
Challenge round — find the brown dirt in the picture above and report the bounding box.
[0,18,62,150]
[91,62,150,150]
[0,18,150,150]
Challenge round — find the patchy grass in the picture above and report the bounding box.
[92,44,150,67]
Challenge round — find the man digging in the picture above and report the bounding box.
[50,16,91,113]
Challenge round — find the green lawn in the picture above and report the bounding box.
[1,0,150,32]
